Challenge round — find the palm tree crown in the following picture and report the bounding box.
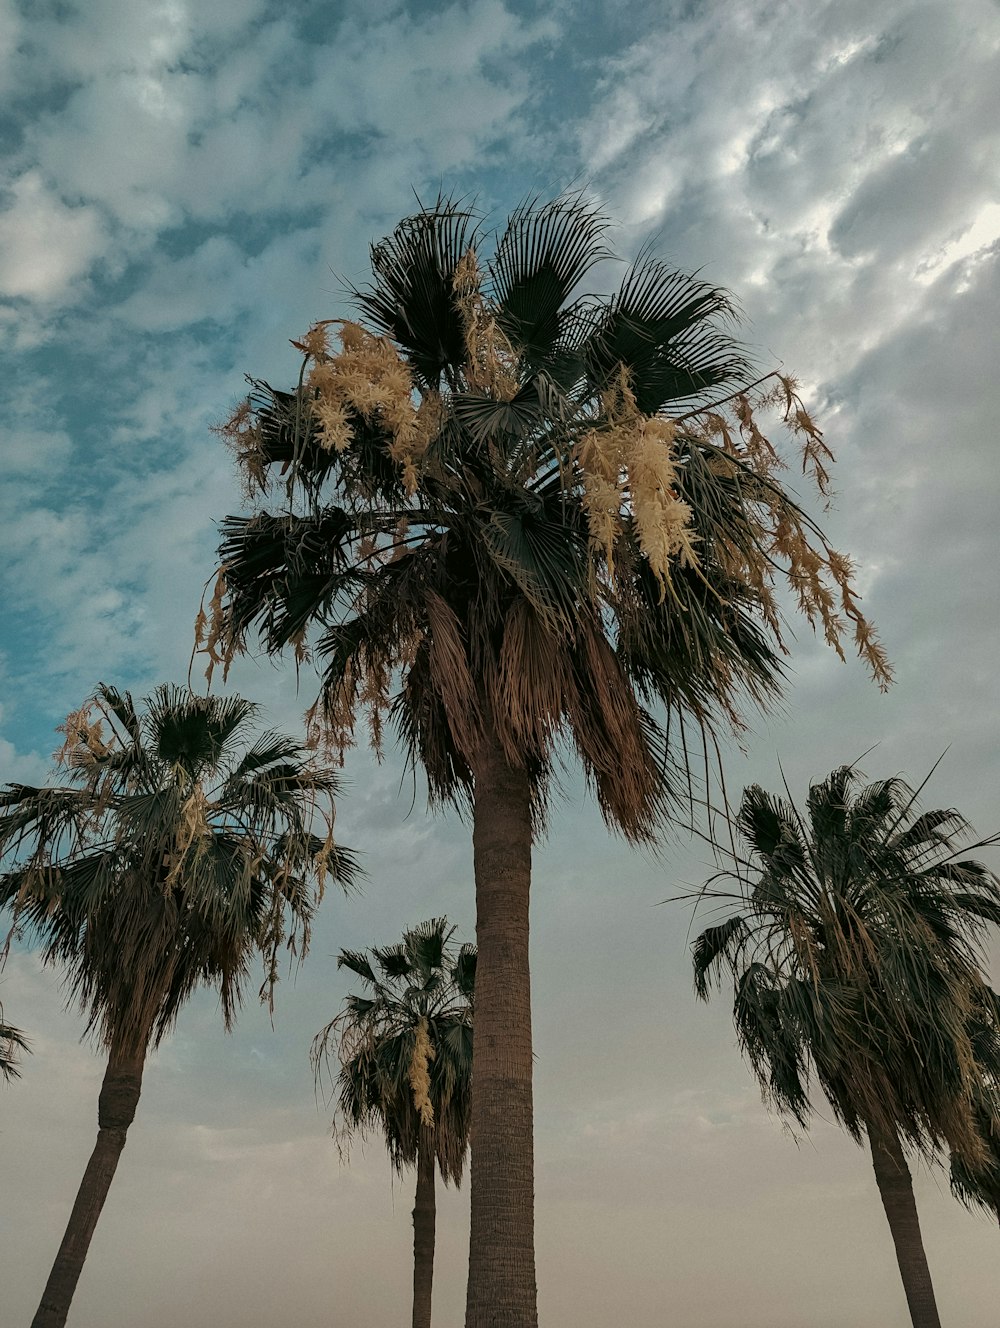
[313,916,474,1183]
[0,682,359,1054]
[692,765,1000,1159]
[204,195,890,836]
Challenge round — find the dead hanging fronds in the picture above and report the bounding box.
[452,247,520,400]
[193,566,236,689]
[425,592,482,759]
[164,783,212,891]
[55,703,108,768]
[213,396,268,499]
[493,599,572,761]
[408,1016,436,1126]
[676,373,892,691]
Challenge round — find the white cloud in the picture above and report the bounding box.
[0,171,106,300]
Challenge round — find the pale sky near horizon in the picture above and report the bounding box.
[2,1,999,1325]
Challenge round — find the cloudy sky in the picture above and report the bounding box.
[2,0,999,1324]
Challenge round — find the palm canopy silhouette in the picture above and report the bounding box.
[313,917,474,1328]
[204,194,890,1326]
[691,764,1000,1328]
[0,682,359,1328]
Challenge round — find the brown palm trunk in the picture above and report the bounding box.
[31,1041,146,1328]
[867,1119,942,1328]
[412,1123,437,1328]
[465,724,537,1328]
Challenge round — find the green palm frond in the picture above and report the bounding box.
[489,193,611,369]
[0,1006,29,1082]
[583,254,748,412]
[337,950,379,986]
[353,197,481,389]
[692,914,750,999]
[452,944,477,1004]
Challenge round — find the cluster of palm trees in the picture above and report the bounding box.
[2,195,996,1327]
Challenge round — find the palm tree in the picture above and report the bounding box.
[691,764,1000,1328]
[0,1003,29,1081]
[203,195,891,1326]
[0,683,358,1328]
[312,917,474,1328]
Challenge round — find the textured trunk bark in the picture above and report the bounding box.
[465,724,537,1328]
[412,1123,437,1328]
[868,1119,942,1328]
[31,1042,146,1328]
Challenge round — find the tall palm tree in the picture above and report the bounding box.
[204,195,891,1326]
[312,917,474,1328]
[691,765,1000,1328]
[0,1003,29,1081]
[0,683,358,1328]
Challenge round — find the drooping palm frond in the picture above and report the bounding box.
[312,917,474,1185]
[0,684,359,1055]
[948,986,1000,1218]
[691,764,1000,1167]
[0,1004,29,1082]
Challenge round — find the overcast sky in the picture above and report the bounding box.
[2,1,999,1325]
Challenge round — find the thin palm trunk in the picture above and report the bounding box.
[32,1040,146,1328]
[465,723,537,1328]
[867,1119,942,1328]
[412,1123,437,1328]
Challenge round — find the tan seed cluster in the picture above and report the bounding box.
[408,1016,436,1126]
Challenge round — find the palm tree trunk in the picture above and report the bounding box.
[867,1119,942,1328]
[412,1123,437,1328]
[465,723,537,1328]
[31,1041,146,1328]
